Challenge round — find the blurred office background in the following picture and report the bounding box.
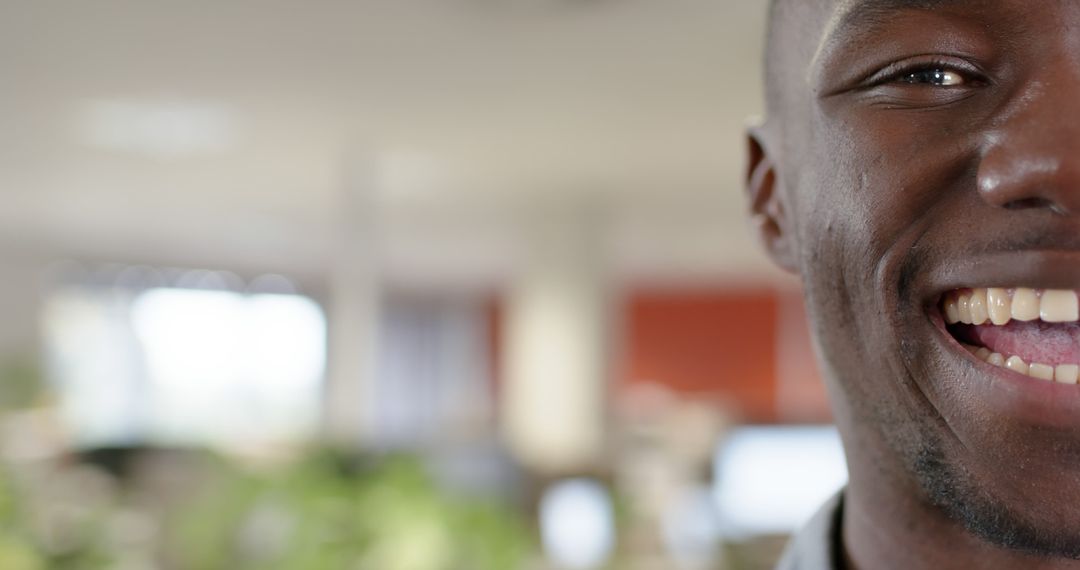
[0,1,845,568]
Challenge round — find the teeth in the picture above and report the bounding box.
[968,289,989,325]
[1029,363,1055,381]
[965,344,1080,384]
[957,293,972,324]
[1040,290,1079,323]
[1011,288,1041,321]
[946,288,1080,325]
[1005,355,1029,375]
[950,288,1080,385]
[1056,365,1080,385]
[987,288,1011,325]
[944,297,960,324]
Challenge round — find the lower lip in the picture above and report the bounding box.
[932,308,1080,430]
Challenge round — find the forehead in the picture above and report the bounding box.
[771,0,995,58]
[816,0,1011,53]
[830,0,974,23]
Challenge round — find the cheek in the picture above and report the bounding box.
[832,109,981,234]
[789,115,977,406]
[794,192,886,402]
[794,110,981,302]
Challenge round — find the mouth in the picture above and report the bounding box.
[942,287,1080,383]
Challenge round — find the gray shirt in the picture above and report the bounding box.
[775,491,845,570]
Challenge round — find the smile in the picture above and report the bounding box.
[944,288,1080,383]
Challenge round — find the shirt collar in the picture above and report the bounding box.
[775,490,845,570]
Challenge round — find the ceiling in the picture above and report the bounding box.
[0,0,782,289]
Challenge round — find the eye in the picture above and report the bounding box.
[845,55,992,108]
[897,68,967,87]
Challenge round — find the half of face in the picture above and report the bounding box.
[751,0,1080,557]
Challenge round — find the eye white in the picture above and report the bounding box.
[933,70,965,86]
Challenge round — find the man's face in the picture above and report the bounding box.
[757,0,1080,555]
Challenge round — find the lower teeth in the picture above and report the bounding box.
[964,344,1080,384]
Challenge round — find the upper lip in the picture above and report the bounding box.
[920,249,1080,309]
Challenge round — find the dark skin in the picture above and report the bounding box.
[749,0,1080,568]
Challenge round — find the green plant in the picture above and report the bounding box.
[0,355,44,411]
[170,451,534,570]
[0,468,46,570]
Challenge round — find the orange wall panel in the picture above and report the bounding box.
[621,291,779,422]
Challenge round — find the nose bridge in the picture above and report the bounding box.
[977,54,1080,213]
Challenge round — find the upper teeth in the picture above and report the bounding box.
[944,288,1079,325]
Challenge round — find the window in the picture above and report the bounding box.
[43,268,325,449]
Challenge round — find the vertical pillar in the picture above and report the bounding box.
[323,159,381,447]
[502,201,610,473]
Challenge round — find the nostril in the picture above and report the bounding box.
[1002,197,1061,212]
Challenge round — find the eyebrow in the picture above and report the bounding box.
[833,0,971,31]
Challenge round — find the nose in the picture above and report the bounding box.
[977,64,1080,215]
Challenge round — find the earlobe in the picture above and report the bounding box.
[746,127,798,273]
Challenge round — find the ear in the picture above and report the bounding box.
[746,126,798,273]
